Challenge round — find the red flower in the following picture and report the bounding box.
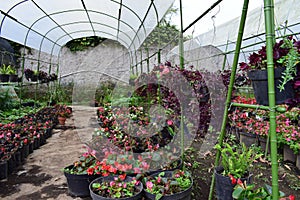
[289,195,295,200]
[229,174,237,185]
[119,174,126,181]
[87,167,94,175]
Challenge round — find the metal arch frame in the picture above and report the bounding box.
[0,0,166,77]
[37,20,136,76]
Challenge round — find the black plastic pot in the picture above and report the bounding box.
[215,166,252,200]
[9,74,18,82]
[89,175,143,200]
[7,154,16,174]
[239,131,258,148]
[64,165,101,197]
[146,158,183,176]
[0,74,9,82]
[0,159,8,180]
[143,170,193,200]
[247,67,295,105]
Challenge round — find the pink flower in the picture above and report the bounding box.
[146,181,153,190]
[167,120,173,126]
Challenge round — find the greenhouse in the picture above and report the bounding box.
[0,0,299,199]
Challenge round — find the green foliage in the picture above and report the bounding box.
[0,88,19,111]
[214,143,262,178]
[47,82,69,104]
[141,7,190,48]
[0,64,15,75]
[233,183,286,200]
[65,36,106,52]
[0,102,42,124]
[277,37,300,91]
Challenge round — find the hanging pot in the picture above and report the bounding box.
[247,67,295,105]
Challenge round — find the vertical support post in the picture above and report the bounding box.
[146,48,150,73]
[157,49,161,65]
[208,0,249,199]
[264,0,279,199]
[179,0,184,70]
[140,50,143,74]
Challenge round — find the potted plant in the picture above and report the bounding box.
[31,70,39,82]
[56,106,72,125]
[232,182,294,200]
[129,73,138,86]
[239,36,299,105]
[143,169,193,200]
[89,174,143,200]
[24,68,34,81]
[7,66,18,82]
[63,150,103,197]
[0,64,10,82]
[214,142,262,200]
[57,112,68,125]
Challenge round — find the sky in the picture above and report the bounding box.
[171,0,264,36]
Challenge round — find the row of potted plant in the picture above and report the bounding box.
[0,104,72,179]
[228,96,300,166]
[63,145,192,199]
[24,68,57,83]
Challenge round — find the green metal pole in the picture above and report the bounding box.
[146,48,150,73]
[208,0,249,199]
[140,49,143,74]
[264,0,279,199]
[179,0,184,70]
[157,49,161,65]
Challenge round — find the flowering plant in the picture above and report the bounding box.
[90,174,142,198]
[233,181,295,200]
[63,149,99,175]
[143,169,192,200]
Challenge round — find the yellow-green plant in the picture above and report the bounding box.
[214,143,262,178]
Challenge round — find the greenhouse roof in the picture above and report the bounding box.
[0,0,174,56]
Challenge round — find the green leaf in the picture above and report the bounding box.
[155,193,163,200]
[92,183,101,188]
[232,187,244,199]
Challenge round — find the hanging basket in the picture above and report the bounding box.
[247,67,295,105]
